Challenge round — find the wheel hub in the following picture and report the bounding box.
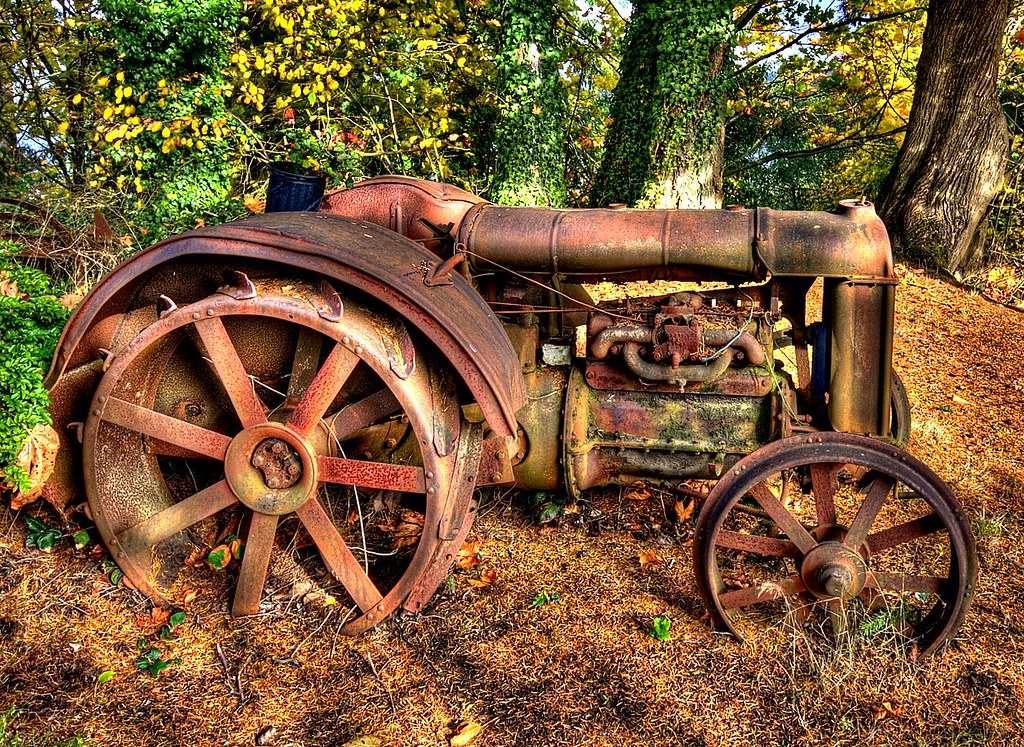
[252,438,303,489]
[800,541,868,600]
[224,424,318,515]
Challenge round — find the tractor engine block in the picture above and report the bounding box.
[507,285,792,496]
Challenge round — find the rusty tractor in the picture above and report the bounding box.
[42,176,976,657]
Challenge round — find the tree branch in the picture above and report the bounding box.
[734,1,769,32]
[725,126,906,177]
[731,6,927,78]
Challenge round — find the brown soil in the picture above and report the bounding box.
[2,267,1023,747]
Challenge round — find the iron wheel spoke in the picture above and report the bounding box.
[194,316,267,428]
[858,586,888,613]
[718,575,805,610]
[792,592,815,627]
[287,342,359,437]
[845,473,896,548]
[866,570,946,595]
[748,481,817,554]
[828,598,850,638]
[715,530,796,557]
[232,511,279,616]
[116,480,238,551]
[329,388,402,439]
[295,497,384,612]
[317,456,426,493]
[286,326,324,403]
[867,512,946,552]
[809,463,841,526]
[102,396,231,460]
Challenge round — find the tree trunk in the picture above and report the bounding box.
[490,0,567,206]
[591,0,731,209]
[876,0,1010,273]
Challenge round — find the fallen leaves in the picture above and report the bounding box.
[136,606,171,629]
[625,482,652,501]
[0,271,21,298]
[4,423,60,510]
[391,509,424,549]
[373,508,425,550]
[467,569,497,588]
[984,265,1024,306]
[59,291,84,309]
[638,549,664,568]
[457,540,483,570]
[673,498,694,522]
[871,701,903,721]
[244,194,266,213]
[457,539,498,588]
[450,721,484,746]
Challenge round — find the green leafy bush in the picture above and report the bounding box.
[0,241,69,493]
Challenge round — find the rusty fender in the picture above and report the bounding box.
[45,212,525,507]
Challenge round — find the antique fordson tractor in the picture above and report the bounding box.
[42,176,976,658]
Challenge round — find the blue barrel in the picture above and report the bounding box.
[265,162,326,212]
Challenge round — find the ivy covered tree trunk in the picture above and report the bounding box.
[491,0,567,206]
[591,0,732,209]
[876,0,1010,273]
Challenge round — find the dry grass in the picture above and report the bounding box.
[2,268,1023,747]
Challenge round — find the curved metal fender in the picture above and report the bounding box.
[46,211,525,438]
[320,175,484,250]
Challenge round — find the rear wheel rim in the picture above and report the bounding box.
[83,283,459,632]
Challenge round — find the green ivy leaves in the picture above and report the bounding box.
[0,242,69,494]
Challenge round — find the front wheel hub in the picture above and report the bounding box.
[800,541,868,600]
[224,423,318,515]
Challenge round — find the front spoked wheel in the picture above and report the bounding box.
[693,433,977,659]
[83,278,465,633]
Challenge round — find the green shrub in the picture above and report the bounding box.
[0,241,69,493]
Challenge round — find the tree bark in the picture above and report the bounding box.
[876,0,1010,273]
[491,0,567,206]
[591,0,731,209]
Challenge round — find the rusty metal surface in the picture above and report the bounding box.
[320,175,483,254]
[476,434,517,486]
[82,283,465,629]
[693,433,977,659]
[825,279,896,437]
[582,361,775,397]
[755,200,894,279]
[563,367,783,496]
[320,178,893,283]
[403,423,484,614]
[459,204,759,280]
[508,367,567,490]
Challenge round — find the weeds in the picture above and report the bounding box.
[133,609,187,676]
[0,709,88,747]
[23,516,61,552]
[0,242,69,494]
[972,510,1008,540]
[133,644,182,678]
[650,617,671,641]
[530,591,560,607]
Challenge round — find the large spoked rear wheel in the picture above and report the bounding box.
[693,433,977,659]
[83,278,466,633]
